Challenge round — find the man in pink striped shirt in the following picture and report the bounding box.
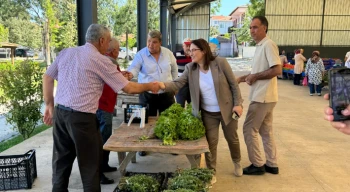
[43,24,160,192]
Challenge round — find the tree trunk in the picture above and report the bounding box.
[126,31,129,61]
[45,19,51,66]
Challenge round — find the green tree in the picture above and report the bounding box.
[148,0,160,30]
[25,0,59,64]
[210,0,221,15]
[0,23,9,43]
[0,0,30,21]
[0,60,44,139]
[4,19,41,49]
[210,26,219,37]
[97,0,118,31]
[56,0,78,51]
[114,0,137,60]
[235,0,265,45]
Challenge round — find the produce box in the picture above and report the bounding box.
[122,102,149,124]
[0,150,37,190]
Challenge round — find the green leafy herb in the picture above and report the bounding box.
[138,135,149,141]
[163,189,195,192]
[154,103,205,145]
[175,168,214,184]
[168,175,206,192]
[118,174,159,192]
[177,111,205,140]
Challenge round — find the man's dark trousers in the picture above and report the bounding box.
[139,92,175,116]
[175,83,191,107]
[52,107,102,192]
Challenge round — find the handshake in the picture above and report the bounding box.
[149,81,166,94]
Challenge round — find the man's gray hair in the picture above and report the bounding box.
[85,24,110,43]
[148,30,162,42]
[107,37,119,52]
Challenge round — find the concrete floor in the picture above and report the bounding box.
[1,71,350,192]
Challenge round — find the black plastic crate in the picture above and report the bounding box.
[0,150,37,190]
[123,102,149,124]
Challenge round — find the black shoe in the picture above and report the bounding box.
[264,164,279,174]
[103,165,117,173]
[243,164,265,175]
[100,174,114,184]
[171,153,178,156]
[138,151,147,156]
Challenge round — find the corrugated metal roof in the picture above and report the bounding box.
[169,0,216,12]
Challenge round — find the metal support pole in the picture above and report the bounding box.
[171,14,177,52]
[137,0,148,51]
[160,0,168,46]
[76,0,97,46]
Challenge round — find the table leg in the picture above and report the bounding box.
[131,154,136,163]
[119,152,136,176]
[118,152,126,165]
[186,154,201,168]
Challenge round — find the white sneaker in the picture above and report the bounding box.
[210,175,217,185]
[234,162,243,177]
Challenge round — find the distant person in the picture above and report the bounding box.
[344,51,350,62]
[237,16,282,175]
[293,48,306,85]
[43,24,160,191]
[174,37,192,107]
[324,94,350,135]
[278,51,288,79]
[127,30,178,156]
[345,56,350,68]
[305,51,325,96]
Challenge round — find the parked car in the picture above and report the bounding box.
[118,47,135,60]
[15,49,35,57]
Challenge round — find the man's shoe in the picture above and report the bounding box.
[243,164,265,175]
[100,174,114,184]
[264,164,279,174]
[138,151,147,156]
[233,162,243,177]
[103,165,117,173]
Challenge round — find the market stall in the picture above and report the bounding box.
[103,117,210,175]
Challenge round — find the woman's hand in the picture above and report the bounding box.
[232,105,243,117]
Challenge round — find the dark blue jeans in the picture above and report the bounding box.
[308,83,322,94]
[96,109,113,168]
[175,83,191,107]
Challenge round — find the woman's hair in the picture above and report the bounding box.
[191,38,216,71]
[312,50,320,57]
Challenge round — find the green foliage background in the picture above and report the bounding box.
[0,60,44,139]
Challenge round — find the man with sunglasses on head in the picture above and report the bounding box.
[127,30,178,156]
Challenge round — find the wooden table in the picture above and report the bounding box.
[103,117,210,175]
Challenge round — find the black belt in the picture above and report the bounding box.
[56,104,79,112]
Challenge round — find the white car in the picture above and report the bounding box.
[118,47,135,60]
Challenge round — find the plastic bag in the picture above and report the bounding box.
[302,77,308,86]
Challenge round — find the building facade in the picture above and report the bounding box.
[229,6,248,29]
[210,15,232,35]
